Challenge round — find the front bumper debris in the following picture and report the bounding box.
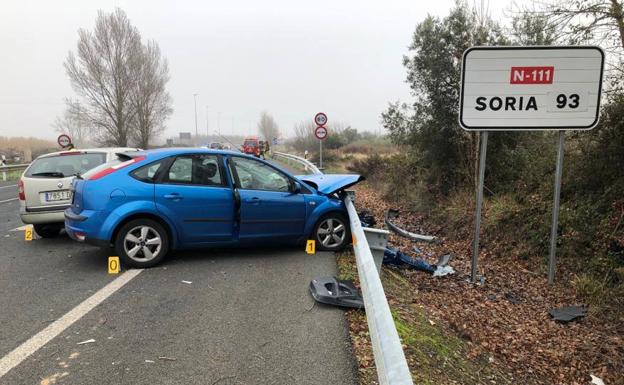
[309,277,364,309]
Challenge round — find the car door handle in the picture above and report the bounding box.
[164,193,183,200]
[245,197,261,204]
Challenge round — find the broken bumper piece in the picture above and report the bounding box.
[309,277,364,309]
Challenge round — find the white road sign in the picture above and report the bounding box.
[314,112,328,127]
[459,46,604,131]
[57,134,72,148]
[314,126,328,140]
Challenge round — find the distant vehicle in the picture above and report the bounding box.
[223,144,231,150]
[209,142,223,149]
[242,136,260,157]
[65,148,363,268]
[19,147,140,237]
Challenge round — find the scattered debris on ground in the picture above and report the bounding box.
[340,183,624,385]
[309,277,364,309]
[549,305,588,323]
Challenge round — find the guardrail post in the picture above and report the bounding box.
[345,196,413,385]
[362,227,390,272]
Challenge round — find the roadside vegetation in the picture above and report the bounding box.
[328,1,624,384]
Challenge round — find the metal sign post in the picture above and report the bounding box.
[471,131,488,282]
[459,46,604,284]
[548,131,565,284]
[314,113,328,170]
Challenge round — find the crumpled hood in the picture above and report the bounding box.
[296,174,364,195]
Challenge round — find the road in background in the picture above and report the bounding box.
[0,182,19,234]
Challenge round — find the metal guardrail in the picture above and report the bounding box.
[0,164,29,171]
[272,151,323,175]
[345,196,414,385]
[1,164,29,181]
[275,150,412,384]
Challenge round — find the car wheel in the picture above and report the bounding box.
[115,219,169,268]
[34,224,62,238]
[314,213,350,251]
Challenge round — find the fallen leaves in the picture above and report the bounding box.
[343,183,624,385]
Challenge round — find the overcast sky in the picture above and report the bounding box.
[0,0,508,142]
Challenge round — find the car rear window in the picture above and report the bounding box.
[243,140,258,147]
[81,153,135,179]
[25,152,107,178]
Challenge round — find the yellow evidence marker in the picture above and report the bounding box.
[24,225,33,241]
[306,240,316,254]
[108,256,120,274]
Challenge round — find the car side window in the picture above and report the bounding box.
[131,160,164,183]
[230,157,290,192]
[164,155,224,186]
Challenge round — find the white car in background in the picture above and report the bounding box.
[19,147,140,237]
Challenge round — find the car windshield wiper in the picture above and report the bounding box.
[31,172,65,177]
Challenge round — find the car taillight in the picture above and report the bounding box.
[18,178,25,200]
[88,156,146,180]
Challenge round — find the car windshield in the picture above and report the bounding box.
[25,152,107,178]
[243,140,257,147]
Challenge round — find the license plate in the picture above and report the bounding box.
[45,190,72,202]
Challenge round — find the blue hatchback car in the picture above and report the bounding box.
[65,148,363,267]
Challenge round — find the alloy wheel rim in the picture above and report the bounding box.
[317,218,346,248]
[123,225,162,262]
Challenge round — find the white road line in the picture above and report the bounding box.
[0,269,143,378]
[0,198,18,204]
[0,185,17,189]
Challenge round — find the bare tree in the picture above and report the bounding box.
[64,8,142,146]
[52,99,91,147]
[257,111,280,142]
[291,121,317,152]
[131,41,173,148]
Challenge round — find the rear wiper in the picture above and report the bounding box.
[31,172,65,177]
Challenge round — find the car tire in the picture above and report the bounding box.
[34,224,62,238]
[115,218,169,268]
[313,213,351,251]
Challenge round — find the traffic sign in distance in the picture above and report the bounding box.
[459,46,604,131]
[314,112,328,127]
[57,134,72,148]
[314,126,328,140]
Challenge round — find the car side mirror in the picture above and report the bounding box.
[291,181,302,194]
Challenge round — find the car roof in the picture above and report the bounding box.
[134,147,260,160]
[36,147,141,159]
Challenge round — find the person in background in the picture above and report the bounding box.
[258,140,266,159]
[304,150,309,160]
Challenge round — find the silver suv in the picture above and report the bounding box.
[19,147,139,237]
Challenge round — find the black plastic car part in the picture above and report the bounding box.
[309,277,364,309]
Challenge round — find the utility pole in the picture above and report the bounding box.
[217,112,221,135]
[193,93,199,138]
[231,116,234,136]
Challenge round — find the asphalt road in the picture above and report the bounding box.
[0,179,357,384]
